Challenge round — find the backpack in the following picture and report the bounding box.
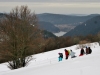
[88,47,92,54]
[68,50,70,55]
[89,49,92,54]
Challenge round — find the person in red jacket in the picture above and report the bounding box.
[64,49,69,60]
[79,48,85,56]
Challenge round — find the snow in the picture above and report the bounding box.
[0,42,100,75]
[53,31,67,37]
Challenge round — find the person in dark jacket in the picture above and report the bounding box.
[88,47,92,54]
[79,48,85,56]
[64,49,69,59]
[86,47,89,55]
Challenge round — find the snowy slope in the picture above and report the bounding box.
[0,42,100,75]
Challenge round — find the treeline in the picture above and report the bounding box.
[40,33,100,53]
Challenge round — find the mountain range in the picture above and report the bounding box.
[37,13,100,32]
[37,13,100,37]
[0,13,100,37]
[37,13,99,25]
[64,15,100,36]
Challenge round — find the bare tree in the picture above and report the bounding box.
[0,5,43,69]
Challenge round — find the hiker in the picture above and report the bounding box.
[70,50,76,58]
[79,48,85,56]
[64,49,69,60]
[85,47,89,55]
[58,53,63,61]
[88,47,92,54]
[67,50,70,55]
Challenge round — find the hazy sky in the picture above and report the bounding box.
[0,0,100,15]
[0,0,100,2]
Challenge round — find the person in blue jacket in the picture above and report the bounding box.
[58,53,63,61]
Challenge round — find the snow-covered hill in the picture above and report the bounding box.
[0,42,100,75]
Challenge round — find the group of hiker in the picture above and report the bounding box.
[79,47,92,56]
[58,47,92,61]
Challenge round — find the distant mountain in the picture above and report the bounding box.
[37,13,99,25]
[0,13,100,36]
[42,30,57,38]
[0,13,5,20]
[68,14,89,16]
[63,15,100,36]
[0,13,5,17]
[38,21,60,33]
[37,13,99,32]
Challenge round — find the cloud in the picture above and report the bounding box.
[0,2,100,15]
[0,0,100,2]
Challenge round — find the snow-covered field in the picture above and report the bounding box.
[0,42,100,75]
